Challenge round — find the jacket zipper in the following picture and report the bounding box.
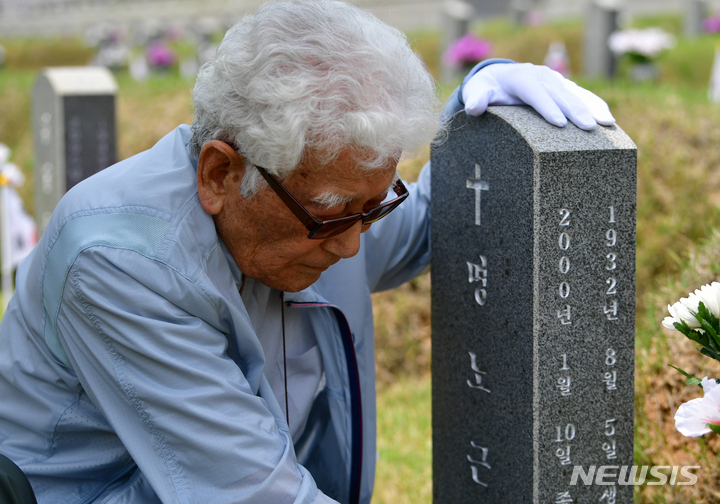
[286,301,363,504]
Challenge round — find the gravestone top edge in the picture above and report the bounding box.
[36,66,118,96]
[448,105,636,153]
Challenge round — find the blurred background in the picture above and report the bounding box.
[3,0,720,502]
[0,0,708,35]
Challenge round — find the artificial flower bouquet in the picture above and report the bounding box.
[608,27,676,65]
[146,40,177,71]
[442,33,493,70]
[663,282,720,436]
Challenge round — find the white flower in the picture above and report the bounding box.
[0,143,9,164]
[675,377,720,436]
[694,282,720,318]
[664,296,702,329]
[662,281,720,330]
[608,27,676,58]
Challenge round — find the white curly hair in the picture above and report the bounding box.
[190,0,442,197]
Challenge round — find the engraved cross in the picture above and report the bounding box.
[466,163,489,226]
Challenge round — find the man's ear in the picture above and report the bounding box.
[197,140,245,215]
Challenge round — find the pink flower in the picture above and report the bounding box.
[146,41,177,68]
[443,34,493,68]
[675,377,720,436]
[703,13,720,34]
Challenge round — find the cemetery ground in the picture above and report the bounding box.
[2,14,720,503]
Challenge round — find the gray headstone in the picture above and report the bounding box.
[430,106,636,504]
[584,0,618,79]
[509,0,534,25]
[683,0,707,37]
[32,66,118,235]
[465,0,509,18]
[441,0,474,84]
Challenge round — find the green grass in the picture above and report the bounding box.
[0,36,93,69]
[373,375,432,504]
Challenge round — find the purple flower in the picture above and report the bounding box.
[703,13,720,34]
[443,34,493,68]
[146,41,177,68]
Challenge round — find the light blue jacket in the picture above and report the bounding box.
[0,60,508,503]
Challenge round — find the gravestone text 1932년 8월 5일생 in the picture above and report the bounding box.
[430,106,637,504]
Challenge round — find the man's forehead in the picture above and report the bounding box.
[290,145,399,201]
[299,143,399,173]
[307,167,397,198]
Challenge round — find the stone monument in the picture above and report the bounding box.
[32,66,118,235]
[684,0,707,37]
[584,0,618,79]
[441,0,475,84]
[431,106,636,503]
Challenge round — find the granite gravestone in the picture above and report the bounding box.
[683,0,707,37]
[32,66,117,235]
[584,0,618,79]
[431,106,636,504]
[441,0,474,84]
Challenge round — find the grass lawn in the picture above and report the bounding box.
[374,375,432,504]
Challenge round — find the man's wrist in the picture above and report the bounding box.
[441,58,516,122]
[459,58,516,105]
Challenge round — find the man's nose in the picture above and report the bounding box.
[322,221,364,259]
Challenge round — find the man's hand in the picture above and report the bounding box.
[462,63,615,131]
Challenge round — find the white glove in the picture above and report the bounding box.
[462,63,615,131]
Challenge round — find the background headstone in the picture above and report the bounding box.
[510,0,534,24]
[684,0,707,37]
[584,0,619,79]
[32,66,117,235]
[441,0,474,84]
[465,0,509,18]
[431,106,636,503]
[710,45,720,102]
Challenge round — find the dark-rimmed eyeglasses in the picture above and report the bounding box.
[255,165,408,239]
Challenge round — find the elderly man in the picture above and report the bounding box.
[0,1,613,503]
